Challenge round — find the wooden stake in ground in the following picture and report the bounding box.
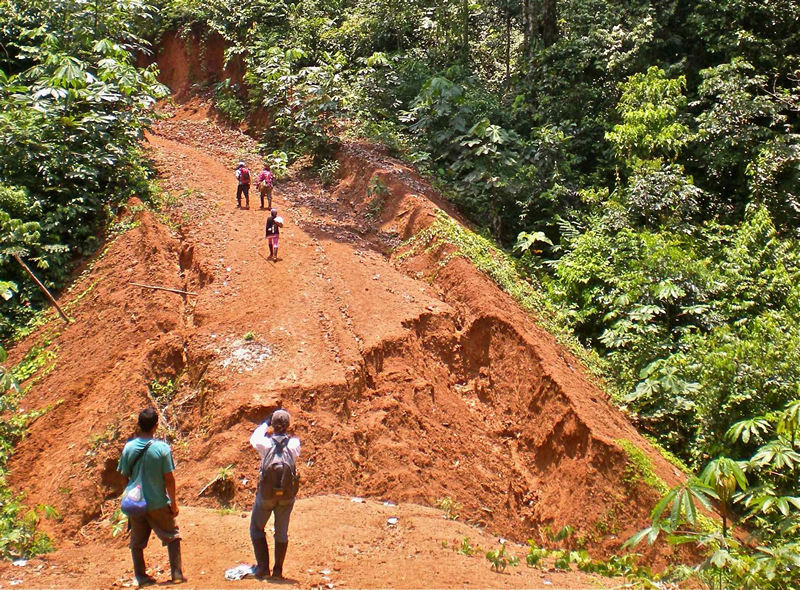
[13,254,72,324]
[130,282,198,296]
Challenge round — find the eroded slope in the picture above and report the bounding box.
[6,103,685,569]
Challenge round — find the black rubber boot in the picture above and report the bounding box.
[271,541,288,579]
[251,537,270,580]
[131,548,156,587]
[268,242,274,258]
[167,539,187,584]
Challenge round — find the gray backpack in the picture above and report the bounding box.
[258,435,299,501]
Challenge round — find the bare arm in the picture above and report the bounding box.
[164,471,179,515]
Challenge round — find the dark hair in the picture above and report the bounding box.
[138,408,158,432]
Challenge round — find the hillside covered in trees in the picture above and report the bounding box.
[1,0,799,586]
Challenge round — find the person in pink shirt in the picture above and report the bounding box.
[257,165,275,210]
[264,208,281,261]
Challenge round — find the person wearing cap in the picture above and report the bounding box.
[249,409,300,579]
[234,162,251,209]
[264,208,281,261]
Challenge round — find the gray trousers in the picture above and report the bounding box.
[249,495,295,543]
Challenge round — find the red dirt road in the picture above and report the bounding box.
[0,497,604,589]
[2,100,688,588]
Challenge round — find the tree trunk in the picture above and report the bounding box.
[522,0,536,59]
[541,0,557,47]
[522,0,558,55]
[461,0,470,61]
[505,10,511,89]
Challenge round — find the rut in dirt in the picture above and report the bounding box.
[6,98,688,567]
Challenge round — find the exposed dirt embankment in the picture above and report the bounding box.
[4,100,690,578]
[138,28,244,100]
[331,143,690,557]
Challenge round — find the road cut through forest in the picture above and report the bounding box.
[0,95,693,588]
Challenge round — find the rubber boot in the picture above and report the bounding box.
[251,537,270,580]
[268,242,274,259]
[273,247,279,262]
[167,539,187,584]
[271,541,288,579]
[131,548,156,587]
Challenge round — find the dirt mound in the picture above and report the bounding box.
[329,142,690,559]
[4,104,692,585]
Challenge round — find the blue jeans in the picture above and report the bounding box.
[249,495,295,543]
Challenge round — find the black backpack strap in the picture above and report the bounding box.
[270,435,289,453]
[129,441,153,474]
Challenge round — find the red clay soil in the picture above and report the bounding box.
[0,499,605,589]
[1,100,692,587]
[145,29,245,101]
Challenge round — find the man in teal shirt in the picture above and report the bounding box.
[117,408,186,585]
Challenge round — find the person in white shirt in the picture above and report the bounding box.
[249,409,300,579]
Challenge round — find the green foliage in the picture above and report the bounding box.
[549,206,800,467]
[243,330,255,341]
[202,463,235,504]
[1,0,797,580]
[110,508,127,538]
[263,151,289,179]
[364,177,388,219]
[576,552,652,580]
[542,524,576,545]
[150,377,177,404]
[434,496,461,521]
[12,340,58,384]
[525,542,548,567]
[457,536,475,556]
[552,550,571,571]
[525,538,656,581]
[606,67,691,165]
[0,0,168,339]
[216,464,234,481]
[628,398,800,588]
[485,543,519,572]
[246,45,343,161]
[316,158,339,186]
[213,79,246,123]
[0,346,57,558]
[616,439,669,494]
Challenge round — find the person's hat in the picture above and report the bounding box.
[271,409,290,426]
[271,208,278,215]
[237,161,245,168]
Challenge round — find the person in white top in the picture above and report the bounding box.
[249,409,300,580]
